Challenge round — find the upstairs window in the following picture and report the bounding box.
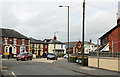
[32,44,34,48]
[4,38,8,45]
[61,44,63,48]
[39,44,41,48]
[22,39,25,45]
[14,38,17,45]
[45,45,47,48]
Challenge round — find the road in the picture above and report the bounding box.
[2,59,93,77]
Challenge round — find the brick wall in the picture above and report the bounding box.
[109,26,120,52]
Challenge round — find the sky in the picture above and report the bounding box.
[0,0,120,44]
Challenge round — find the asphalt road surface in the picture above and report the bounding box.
[2,59,93,77]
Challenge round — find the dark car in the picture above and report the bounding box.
[47,53,57,60]
[16,52,33,61]
[43,53,47,58]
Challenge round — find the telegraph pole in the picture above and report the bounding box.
[82,0,85,66]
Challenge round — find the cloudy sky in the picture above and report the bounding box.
[0,0,120,44]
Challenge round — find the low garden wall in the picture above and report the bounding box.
[88,56,120,72]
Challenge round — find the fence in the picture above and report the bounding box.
[89,52,120,58]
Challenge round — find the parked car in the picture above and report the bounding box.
[16,52,33,61]
[43,53,47,58]
[47,53,58,60]
[63,54,71,59]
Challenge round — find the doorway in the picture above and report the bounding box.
[38,50,41,57]
[9,47,12,57]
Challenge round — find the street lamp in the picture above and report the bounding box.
[59,5,70,62]
[54,31,59,53]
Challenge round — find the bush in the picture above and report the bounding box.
[70,56,77,63]
[57,53,65,57]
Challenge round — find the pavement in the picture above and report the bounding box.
[28,57,120,77]
[2,58,120,77]
[54,58,120,77]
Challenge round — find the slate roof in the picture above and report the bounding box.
[65,41,97,48]
[30,38,44,44]
[99,24,120,39]
[0,28,29,39]
[65,42,78,48]
[43,39,64,44]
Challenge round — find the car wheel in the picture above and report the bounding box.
[56,58,57,60]
[30,58,32,60]
[25,58,28,61]
[16,59,19,61]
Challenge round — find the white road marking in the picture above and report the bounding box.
[1,69,7,71]
[12,72,17,77]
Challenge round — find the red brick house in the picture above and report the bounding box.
[66,40,97,54]
[0,28,30,57]
[43,39,49,54]
[66,41,82,54]
[99,19,120,52]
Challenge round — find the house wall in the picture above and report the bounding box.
[72,42,97,54]
[109,26,120,52]
[30,43,43,56]
[2,37,29,56]
[66,48,73,54]
[43,44,48,53]
[48,44,62,53]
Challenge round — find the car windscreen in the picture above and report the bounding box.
[19,53,26,55]
[48,53,55,55]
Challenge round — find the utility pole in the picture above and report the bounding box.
[82,0,85,66]
[112,40,113,57]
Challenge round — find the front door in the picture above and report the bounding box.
[38,50,41,57]
[9,47,12,57]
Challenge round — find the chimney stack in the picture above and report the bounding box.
[54,36,57,41]
[90,39,92,44]
[118,1,120,24]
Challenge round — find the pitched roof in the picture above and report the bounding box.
[65,42,78,48]
[43,39,64,44]
[99,24,120,39]
[30,38,44,44]
[0,28,29,39]
[65,41,97,48]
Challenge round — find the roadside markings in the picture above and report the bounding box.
[1,69,8,71]
[12,72,17,77]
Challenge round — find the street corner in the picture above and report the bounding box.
[32,58,56,63]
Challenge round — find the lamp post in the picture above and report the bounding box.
[54,31,59,53]
[97,39,100,69]
[59,5,70,62]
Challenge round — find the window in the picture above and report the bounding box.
[13,47,16,54]
[92,45,94,48]
[14,39,17,45]
[45,50,47,53]
[32,44,34,48]
[5,47,8,53]
[45,45,47,48]
[22,39,25,45]
[0,39,2,45]
[61,44,63,48]
[4,38,8,44]
[20,46,26,53]
[39,44,41,48]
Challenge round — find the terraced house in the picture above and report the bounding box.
[43,36,66,54]
[0,28,30,58]
[30,38,44,57]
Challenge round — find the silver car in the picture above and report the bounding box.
[47,53,58,60]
